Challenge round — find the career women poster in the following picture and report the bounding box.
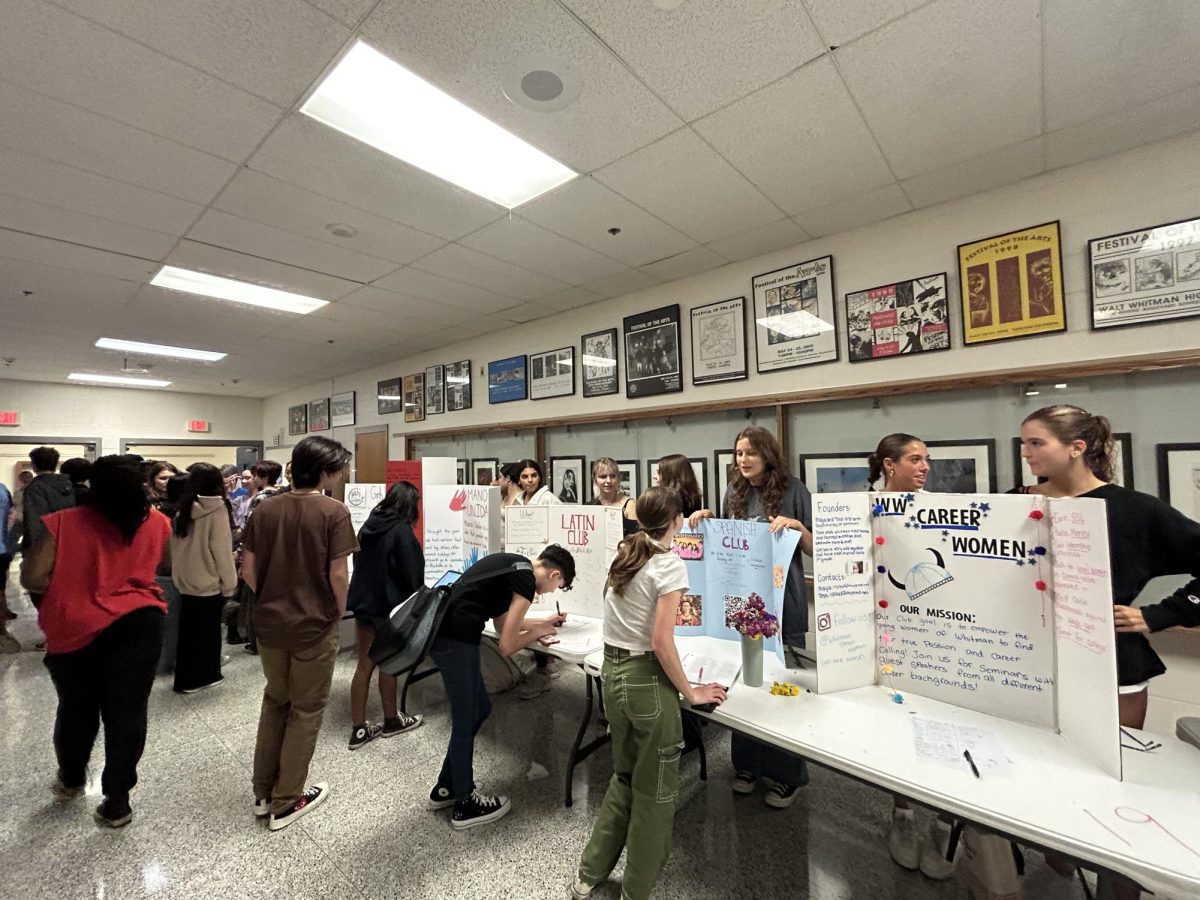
[957,221,1066,344]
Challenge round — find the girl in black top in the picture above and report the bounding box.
[346,481,425,749]
[1017,405,1200,729]
[588,457,639,537]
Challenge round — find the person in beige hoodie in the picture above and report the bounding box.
[170,463,238,694]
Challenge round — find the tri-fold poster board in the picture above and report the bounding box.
[811,491,1122,779]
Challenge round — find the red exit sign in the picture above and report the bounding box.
[0,411,18,426]
[187,419,210,433]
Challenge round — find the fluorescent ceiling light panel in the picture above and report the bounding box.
[301,41,577,209]
[95,338,226,362]
[150,266,327,314]
[68,373,172,388]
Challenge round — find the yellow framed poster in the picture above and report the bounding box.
[957,220,1066,344]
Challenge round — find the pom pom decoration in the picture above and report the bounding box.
[875,536,886,545]
[1029,509,1044,520]
[878,600,889,609]
[881,633,894,644]
[1035,580,1047,592]
[881,664,893,674]
[892,693,905,704]
[1033,546,1047,556]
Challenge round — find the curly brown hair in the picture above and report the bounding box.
[726,426,788,520]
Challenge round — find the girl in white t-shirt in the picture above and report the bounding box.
[571,487,726,900]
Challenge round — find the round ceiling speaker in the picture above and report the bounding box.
[502,54,582,113]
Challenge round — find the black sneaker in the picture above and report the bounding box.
[268,783,328,832]
[427,781,482,810]
[94,799,133,828]
[381,713,423,737]
[451,791,511,830]
[348,723,383,751]
[51,770,85,799]
[178,677,224,695]
[764,782,800,809]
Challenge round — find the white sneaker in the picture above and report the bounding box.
[268,783,328,832]
[888,809,920,870]
[569,879,596,899]
[519,671,552,700]
[919,819,958,880]
[252,797,269,818]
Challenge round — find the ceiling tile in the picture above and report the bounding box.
[360,0,682,172]
[791,183,912,238]
[695,57,895,215]
[248,115,504,241]
[411,244,569,302]
[835,0,1042,179]
[0,230,157,283]
[0,82,236,205]
[494,302,556,324]
[1045,86,1200,171]
[371,267,522,315]
[1043,0,1200,131]
[311,299,448,338]
[536,285,606,311]
[305,0,377,27]
[583,267,661,299]
[564,0,826,121]
[594,128,783,244]
[640,246,727,283]
[49,0,351,108]
[164,241,359,302]
[802,0,931,47]
[460,217,626,285]
[520,177,698,267]
[0,194,178,260]
[0,257,140,308]
[0,0,282,162]
[901,137,1045,208]
[706,218,809,263]
[110,286,298,349]
[186,209,396,283]
[337,285,478,326]
[212,170,446,266]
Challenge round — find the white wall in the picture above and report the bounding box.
[0,379,263,456]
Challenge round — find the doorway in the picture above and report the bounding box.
[1,437,100,491]
[119,439,264,474]
[355,429,387,484]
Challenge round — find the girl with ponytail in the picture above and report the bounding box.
[572,487,725,900]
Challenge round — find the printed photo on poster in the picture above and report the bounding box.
[624,304,682,398]
[690,296,747,385]
[403,373,425,423]
[445,360,472,411]
[551,456,586,504]
[425,365,445,415]
[308,398,330,432]
[846,273,949,362]
[581,328,619,398]
[1089,216,1200,330]
[377,377,402,416]
[752,255,838,373]
[957,221,1066,344]
[488,355,527,404]
[1014,434,1133,489]
[288,403,307,436]
[1156,443,1200,520]
[923,439,997,493]
[330,391,355,427]
[530,347,575,400]
[799,452,874,493]
[714,449,734,515]
[471,458,498,486]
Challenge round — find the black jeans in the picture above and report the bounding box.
[43,606,163,805]
[174,593,224,692]
[430,636,491,801]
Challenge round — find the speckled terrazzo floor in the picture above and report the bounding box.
[0,579,1093,900]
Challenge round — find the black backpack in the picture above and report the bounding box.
[368,559,532,677]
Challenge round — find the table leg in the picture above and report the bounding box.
[400,665,438,715]
[564,673,611,808]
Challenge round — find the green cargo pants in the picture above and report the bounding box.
[577,646,685,900]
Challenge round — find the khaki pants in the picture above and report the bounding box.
[252,629,337,814]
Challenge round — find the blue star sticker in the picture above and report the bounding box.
[941,530,950,538]
[979,502,991,512]
[908,515,918,523]
[969,501,978,509]
[905,522,914,529]
[1016,559,1026,566]
[872,503,883,517]
[904,493,916,503]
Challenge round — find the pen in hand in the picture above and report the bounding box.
[963,749,981,778]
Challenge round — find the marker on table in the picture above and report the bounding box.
[963,749,981,779]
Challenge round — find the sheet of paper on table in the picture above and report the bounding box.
[911,715,1012,776]
[680,651,741,688]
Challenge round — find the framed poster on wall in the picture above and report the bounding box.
[308,398,330,432]
[923,439,996,493]
[958,221,1065,344]
[1088,216,1200,330]
[488,355,527,404]
[550,456,585,503]
[403,373,425,423]
[288,403,307,436]
[530,347,575,400]
[714,448,734,514]
[845,273,950,361]
[456,458,468,486]
[1155,442,1200,519]
[690,296,747,384]
[330,391,355,427]
[377,377,402,416]
[624,304,682,398]
[581,328,619,398]
[647,457,708,509]
[798,452,873,493]
[615,459,640,500]
[471,458,498,486]
[752,255,837,373]
[425,364,445,415]
[1013,434,1133,489]
[445,360,472,411]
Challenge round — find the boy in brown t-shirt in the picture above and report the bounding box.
[241,436,357,831]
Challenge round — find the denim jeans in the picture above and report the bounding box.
[155,576,182,675]
[578,646,684,900]
[430,636,492,801]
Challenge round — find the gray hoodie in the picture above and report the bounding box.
[169,495,238,597]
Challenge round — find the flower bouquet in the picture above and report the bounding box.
[730,592,776,687]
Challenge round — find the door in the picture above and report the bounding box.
[1,438,99,491]
[355,430,387,484]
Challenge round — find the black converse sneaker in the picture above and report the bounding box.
[348,722,383,750]
[93,799,133,828]
[427,781,482,811]
[268,783,328,832]
[451,790,511,830]
[381,713,423,737]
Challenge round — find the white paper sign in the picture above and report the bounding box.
[423,485,500,586]
[811,493,876,693]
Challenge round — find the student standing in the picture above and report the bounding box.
[346,480,425,750]
[427,545,575,829]
[689,426,813,808]
[514,459,560,506]
[572,487,726,900]
[240,437,357,832]
[169,463,238,694]
[589,457,640,537]
[0,480,18,653]
[21,456,171,827]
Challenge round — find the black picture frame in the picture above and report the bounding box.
[456,458,468,486]
[1012,433,1134,489]
[530,346,576,400]
[549,455,586,503]
[646,457,709,510]
[615,458,640,500]
[309,398,330,433]
[445,360,472,412]
[487,355,528,404]
[624,304,682,399]
[581,327,619,398]
[751,255,839,374]
[425,364,445,415]
[797,451,874,493]
[1089,215,1200,331]
[690,296,748,385]
[844,273,950,362]
[330,391,355,428]
[288,403,307,436]
[922,439,997,493]
[1155,442,1200,515]
[714,448,734,515]
[470,458,499,486]
[377,377,402,416]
